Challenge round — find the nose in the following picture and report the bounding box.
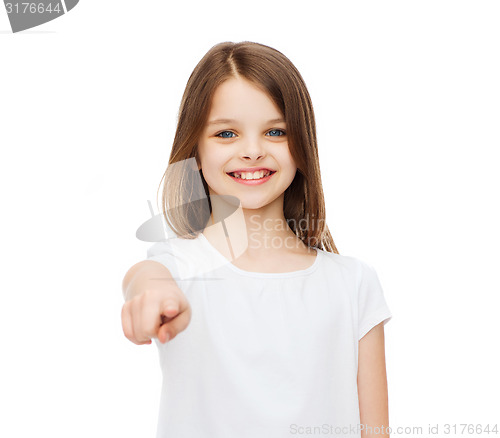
[240,137,266,161]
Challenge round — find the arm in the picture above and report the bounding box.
[122,260,174,301]
[358,322,390,438]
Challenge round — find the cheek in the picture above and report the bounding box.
[281,150,297,174]
[198,142,215,171]
[203,154,223,176]
[203,143,232,171]
[199,146,226,184]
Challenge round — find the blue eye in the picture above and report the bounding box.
[267,129,286,137]
[215,131,236,138]
[215,129,286,138]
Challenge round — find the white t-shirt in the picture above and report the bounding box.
[146,232,392,438]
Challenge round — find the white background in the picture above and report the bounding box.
[1,1,499,437]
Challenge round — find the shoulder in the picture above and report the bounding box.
[317,250,382,291]
[146,240,171,258]
[147,235,225,280]
[146,235,201,259]
[318,249,367,276]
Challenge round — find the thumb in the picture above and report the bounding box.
[157,300,179,342]
[158,308,191,344]
[161,299,181,321]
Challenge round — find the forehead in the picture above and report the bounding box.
[208,77,283,121]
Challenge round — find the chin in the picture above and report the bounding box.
[239,194,280,210]
[238,202,266,210]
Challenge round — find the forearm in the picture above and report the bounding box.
[122,260,174,301]
[358,323,390,437]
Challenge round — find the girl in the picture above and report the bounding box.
[121,41,392,438]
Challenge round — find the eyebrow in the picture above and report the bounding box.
[207,118,285,126]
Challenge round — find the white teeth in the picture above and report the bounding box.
[232,170,271,180]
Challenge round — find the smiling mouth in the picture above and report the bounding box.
[226,170,276,180]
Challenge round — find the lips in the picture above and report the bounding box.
[226,167,276,173]
[227,170,276,184]
[227,169,276,179]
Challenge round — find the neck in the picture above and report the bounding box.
[202,192,307,258]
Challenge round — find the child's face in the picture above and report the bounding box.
[197,76,297,211]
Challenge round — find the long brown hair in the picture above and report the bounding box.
[157,41,339,254]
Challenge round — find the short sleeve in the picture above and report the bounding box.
[356,259,392,341]
[145,236,220,281]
